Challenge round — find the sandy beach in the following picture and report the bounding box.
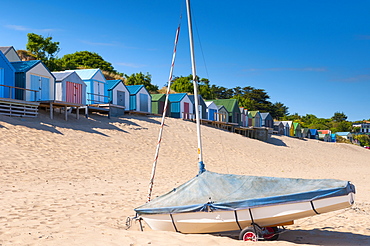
[0,111,369,245]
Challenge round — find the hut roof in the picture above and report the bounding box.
[0,46,12,55]
[11,60,41,72]
[309,129,318,135]
[335,132,351,136]
[107,79,123,90]
[168,93,187,102]
[69,69,101,80]
[260,112,271,119]
[127,85,145,95]
[281,121,293,127]
[151,94,166,101]
[293,122,301,129]
[217,105,228,112]
[318,130,331,134]
[212,99,238,112]
[188,95,204,105]
[52,71,74,81]
[248,111,260,117]
[274,121,283,126]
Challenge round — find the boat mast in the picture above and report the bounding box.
[186,0,205,174]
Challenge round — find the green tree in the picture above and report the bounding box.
[209,85,233,99]
[171,75,214,99]
[26,33,60,70]
[331,121,352,133]
[126,72,158,93]
[60,51,119,74]
[171,75,193,94]
[270,102,289,119]
[331,112,348,122]
[354,134,370,146]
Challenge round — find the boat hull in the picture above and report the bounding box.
[140,193,354,233]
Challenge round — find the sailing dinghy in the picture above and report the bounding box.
[134,0,355,241]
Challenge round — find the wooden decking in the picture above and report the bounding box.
[88,104,126,118]
[39,100,85,121]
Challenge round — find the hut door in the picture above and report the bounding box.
[184,102,189,119]
[40,77,50,100]
[30,75,41,101]
[129,95,136,110]
[67,82,82,104]
[209,109,216,121]
[139,94,148,112]
[117,90,125,106]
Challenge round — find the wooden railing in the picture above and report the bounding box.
[0,84,39,101]
[86,93,110,104]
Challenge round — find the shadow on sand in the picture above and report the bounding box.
[212,228,370,245]
[0,110,162,137]
[266,136,288,147]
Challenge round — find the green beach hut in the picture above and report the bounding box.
[212,99,240,125]
[151,94,170,115]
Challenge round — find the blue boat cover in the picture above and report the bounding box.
[135,171,355,215]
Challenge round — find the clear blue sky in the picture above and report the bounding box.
[1,0,369,121]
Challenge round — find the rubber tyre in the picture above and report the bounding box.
[239,227,259,241]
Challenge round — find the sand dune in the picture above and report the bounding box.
[0,111,369,245]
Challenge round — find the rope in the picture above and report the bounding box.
[146,17,182,203]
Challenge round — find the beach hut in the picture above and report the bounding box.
[212,99,240,125]
[106,79,129,108]
[126,85,151,113]
[318,130,332,142]
[205,101,218,121]
[168,93,193,119]
[301,128,310,138]
[151,94,170,115]
[52,71,86,105]
[68,69,107,105]
[281,121,293,136]
[335,132,353,142]
[217,105,228,122]
[273,121,285,135]
[0,46,21,62]
[188,95,207,120]
[11,60,55,101]
[248,111,262,127]
[308,129,319,139]
[0,51,16,99]
[260,112,273,128]
[293,122,302,138]
[243,109,249,126]
[239,107,248,127]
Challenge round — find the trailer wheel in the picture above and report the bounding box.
[239,227,259,241]
[261,226,279,241]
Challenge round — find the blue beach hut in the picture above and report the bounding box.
[168,93,193,119]
[308,129,319,139]
[126,85,151,113]
[107,80,129,108]
[11,60,55,101]
[0,51,15,99]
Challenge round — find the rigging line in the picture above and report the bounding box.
[146,13,182,203]
[191,5,210,81]
[191,3,231,174]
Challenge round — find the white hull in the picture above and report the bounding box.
[140,193,354,233]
